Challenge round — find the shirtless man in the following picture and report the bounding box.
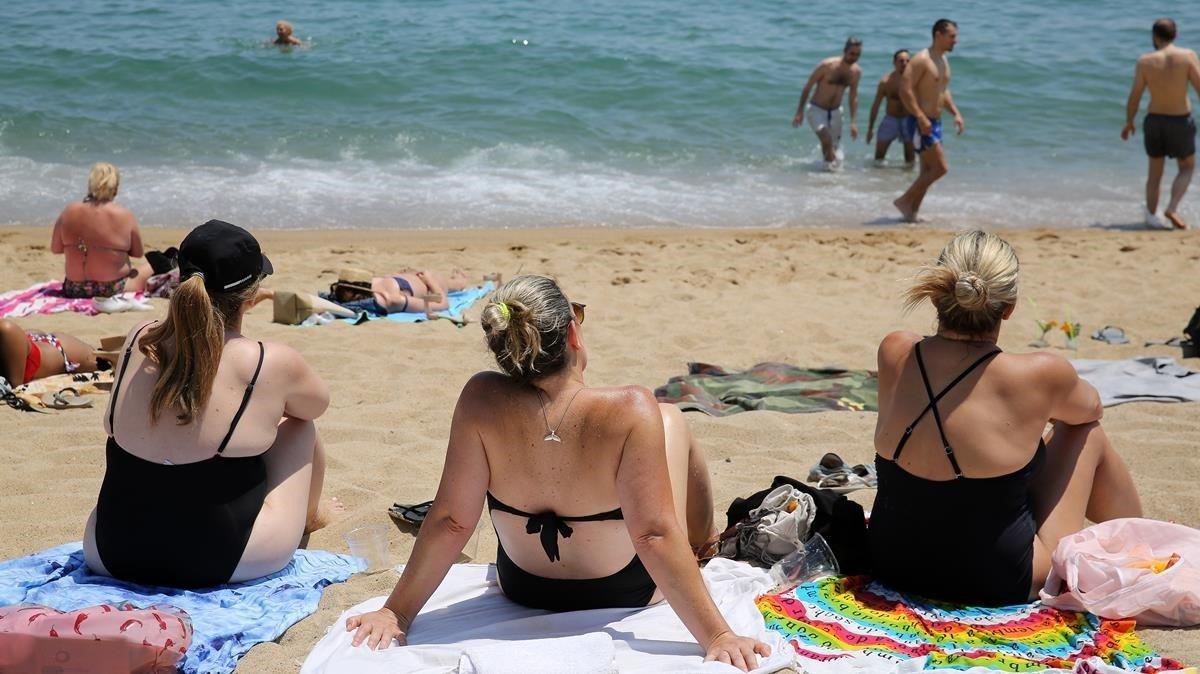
[51,163,150,298]
[1121,18,1200,230]
[866,50,915,166]
[791,37,863,170]
[274,20,302,46]
[893,19,964,223]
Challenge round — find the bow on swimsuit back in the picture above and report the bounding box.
[94,322,270,588]
[486,490,658,611]
[868,340,1045,606]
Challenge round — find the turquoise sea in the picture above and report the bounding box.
[2,0,1198,229]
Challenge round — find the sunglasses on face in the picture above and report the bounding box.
[570,301,586,324]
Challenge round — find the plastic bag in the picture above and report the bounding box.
[1039,518,1200,626]
[719,484,816,565]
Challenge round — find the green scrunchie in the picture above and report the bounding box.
[495,302,511,321]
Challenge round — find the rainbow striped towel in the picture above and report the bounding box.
[757,576,1191,673]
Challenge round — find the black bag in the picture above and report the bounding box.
[1184,306,1200,358]
[725,475,872,575]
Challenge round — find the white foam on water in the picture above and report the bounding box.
[0,152,1189,231]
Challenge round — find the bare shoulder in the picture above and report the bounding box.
[995,350,1077,388]
[879,330,920,356]
[589,384,660,429]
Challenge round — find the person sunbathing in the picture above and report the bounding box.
[344,275,771,670]
[869,230,1143,605]
[329,268,473,314]
[0,319,105,386]
[51,163,153,298]
[83,219,333,588]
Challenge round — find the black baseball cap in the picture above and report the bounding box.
[178,219,273,294]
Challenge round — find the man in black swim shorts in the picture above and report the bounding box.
[1122,18,1200,229]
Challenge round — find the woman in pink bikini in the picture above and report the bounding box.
[51,163,153,298]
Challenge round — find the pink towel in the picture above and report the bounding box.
[0,281,100,318]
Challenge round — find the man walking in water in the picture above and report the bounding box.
[893,19,965,223]
[1122,18,1200,230]
[792,37,863,171]
[866,49,915,166]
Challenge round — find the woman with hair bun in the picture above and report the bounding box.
[83,220,333,588]
[869,230,1142,605]
[346,274,771,670]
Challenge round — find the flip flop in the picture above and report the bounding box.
[1144,337,1185,347]
[1091,326,1130,345]
[42,387,94,410]
[388,500,433,527]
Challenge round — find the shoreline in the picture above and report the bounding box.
[2,223,1197,670]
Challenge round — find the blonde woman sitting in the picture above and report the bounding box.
[51,163,153,298]
[345,275,771,670]
[83,220,332,588]
[869,230,1142,605]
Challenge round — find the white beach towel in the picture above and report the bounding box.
[458,633,615,674]
[1072,357,1200,406]
[300,558,795,674]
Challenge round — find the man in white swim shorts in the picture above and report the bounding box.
[792,37,863,170]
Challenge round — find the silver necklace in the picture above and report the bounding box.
[536,386,586,443]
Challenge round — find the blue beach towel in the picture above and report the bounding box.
[337,282,494,324]
[0,542,364,674]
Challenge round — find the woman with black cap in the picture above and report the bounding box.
[83,219,333,588]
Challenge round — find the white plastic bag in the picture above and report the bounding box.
[1039,518,1200,626]
[724,485,816,566]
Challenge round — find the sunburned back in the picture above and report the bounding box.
[108,333,291,463]
[874,333,1051,480]
[55,201,140,283]
[1142,47,1199,115]
[475,374,642,580]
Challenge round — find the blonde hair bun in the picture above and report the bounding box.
[479,275,573,381]
[903,230,1019,335]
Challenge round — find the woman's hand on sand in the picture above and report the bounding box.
[703,631,772,671]
[345,607,408,650]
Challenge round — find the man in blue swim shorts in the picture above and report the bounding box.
[894,19,965,223]
[866,49,916,166]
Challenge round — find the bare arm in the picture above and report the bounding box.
[127,216,144,258]
[1189,52,1200,99]
[279,345,331,421]
[1123,60,1147,139]
[347,375,491,649]
[51,211,66,254]
[416,271,449,311]
[848,70,861,139]
[617,389,769,670]
[792,64,824,125]
[866,80,886,143]
[899,58,925,122]
[1041,354,1103,426]
[943,89,964,134]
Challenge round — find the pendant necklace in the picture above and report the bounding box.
[536,386,585,443]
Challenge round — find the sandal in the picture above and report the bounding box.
[1091,325,1130,345]
[42,387,94,410]
[816,472,877,494]
[388,500,433,527]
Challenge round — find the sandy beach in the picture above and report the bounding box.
[1,223,1197,671]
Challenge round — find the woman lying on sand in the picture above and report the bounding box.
[345,275,771,670]
[868,230,1143,605]
[50,163,153,298]
[0,318,106,386]
[329,268,473,313]
[83,219,333,588]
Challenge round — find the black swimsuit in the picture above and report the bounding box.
[486,492,658,611]
[868,341,1045,606]
[94,323,270,588]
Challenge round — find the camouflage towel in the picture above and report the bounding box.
[654,362,878,416]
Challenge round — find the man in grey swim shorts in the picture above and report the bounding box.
[791,37,863,170]
[866,50,915,166]
[1122,18,1200,229]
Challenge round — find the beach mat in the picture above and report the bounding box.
[1072,357,1200,407]
[757,575,1189,673]
[0,281,100,318]
[655,362,878,416]
[301,557,795,673]
[336,282,494,324]
[0,542,364,674]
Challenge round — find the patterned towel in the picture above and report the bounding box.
[757,576,1189,673]
[334,281,495,324]
[0,281,100,318]
[654,362,878,416]
[0,542,364,674]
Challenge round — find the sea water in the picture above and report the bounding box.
[2,0,1197,229]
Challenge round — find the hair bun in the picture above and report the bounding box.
[953,272,989,310]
